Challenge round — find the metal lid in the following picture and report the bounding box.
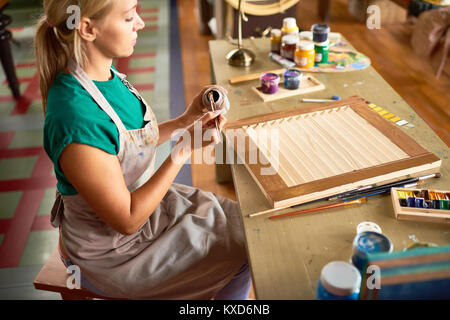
[282,35,298,44]
[283,17,297,29]
[296,40,314,51]
[271,28,281,37]
[312,23,330,34]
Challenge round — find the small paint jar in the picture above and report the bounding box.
[283,69,302,90]
[311,24,330,43]
[314,39,329,64]
[415,197,425,208]
[351,231,393,274]
[270,29,282,54]
[316,261,361,300]
[432,199,441,209]
[201,87,230,114]
[260,73,280,94]
[281,17,299,38]
[294,41,315,68]
[406,196,416,207]
[280,35,298,61]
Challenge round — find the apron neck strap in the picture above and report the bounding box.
[68,60,128,133]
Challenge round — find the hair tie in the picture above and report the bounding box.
[45,17,54,28]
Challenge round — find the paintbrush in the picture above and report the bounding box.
[208,91,221,143]
[327,173,439,201]
[342,181,422,202]
[269,198,367,220]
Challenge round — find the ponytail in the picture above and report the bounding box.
[34,17,70,112]
[34,0,117,114]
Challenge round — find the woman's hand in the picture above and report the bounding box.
[179,85,228,128]
[172,110,227,164]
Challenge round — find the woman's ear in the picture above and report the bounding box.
[78,17,96,42]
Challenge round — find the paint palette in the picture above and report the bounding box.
[252,75,325,102]
[224,96,441,209]
[391,187,450,224]
[366,102,414,128]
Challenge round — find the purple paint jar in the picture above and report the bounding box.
[260,73,280,94]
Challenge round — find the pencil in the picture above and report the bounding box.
[269,198,366,220]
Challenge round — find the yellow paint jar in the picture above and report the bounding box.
[405,191,414,198]
[270,29,282,54]
[295,41,315,68]
[281,17,299,38]
[397,190,407,199]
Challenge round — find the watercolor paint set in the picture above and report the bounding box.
[391,187,450,224]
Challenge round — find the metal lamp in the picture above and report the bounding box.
[226,0,255,67]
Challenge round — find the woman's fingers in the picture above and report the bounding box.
[217,114,227,131]
[199,110,221,125]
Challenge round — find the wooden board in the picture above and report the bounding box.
[359,245,450,300]
[391,187,450,224]
[224,96,442,209]
[252,75,325,102]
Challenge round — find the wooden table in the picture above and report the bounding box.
[209,37,450,299]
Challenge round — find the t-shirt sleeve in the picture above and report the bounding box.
[44,109,118,173]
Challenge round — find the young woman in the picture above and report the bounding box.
[35,0,251,299]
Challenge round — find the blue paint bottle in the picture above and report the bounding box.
[316,261,361,300]
[415,197,425,208]
[283,69,302,90]
[351,231,393,274]
[406,196,416,207]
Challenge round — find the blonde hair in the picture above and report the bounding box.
[34,0,117,112]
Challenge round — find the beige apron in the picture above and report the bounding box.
[50,61,247,299]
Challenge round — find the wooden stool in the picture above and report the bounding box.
[33,249,121,300]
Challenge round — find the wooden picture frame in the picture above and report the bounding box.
[224,96,442,208]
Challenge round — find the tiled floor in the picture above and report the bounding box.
[0,0,186,299]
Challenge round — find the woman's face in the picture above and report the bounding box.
[91,0,145,58]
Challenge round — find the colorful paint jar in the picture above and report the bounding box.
[316,261,361,300]
[351,231,393,274]
[429,190,441,209]
[397,190,407,199]
[270,28,282,54]
[281,17,299,38]
[441,199,450,210]
[294,41,315,68]
[283,69,302,90]
[407,196,416,207]
[311,24,330,43]
[314,40,329,64]
[415,197,425,208]
[420,190,430,200]
[259,73,280,94]
[281,35,298,61]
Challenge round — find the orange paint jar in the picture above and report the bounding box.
[295,41,315,68]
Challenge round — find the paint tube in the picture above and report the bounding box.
[269,52,296,68]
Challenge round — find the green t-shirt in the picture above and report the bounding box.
[44,67,145,195]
